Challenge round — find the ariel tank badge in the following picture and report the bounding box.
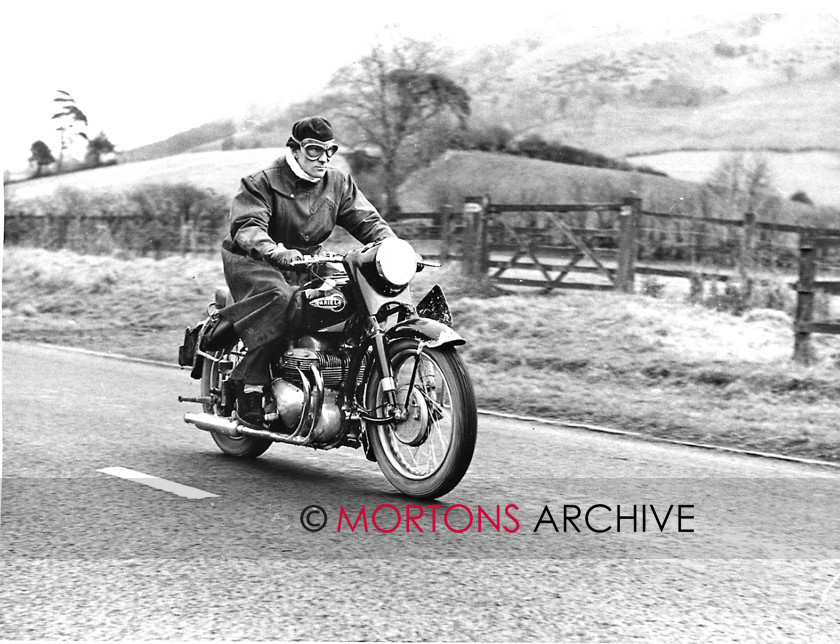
[310,295,346,312]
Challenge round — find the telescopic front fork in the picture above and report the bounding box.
[369,316,408,422]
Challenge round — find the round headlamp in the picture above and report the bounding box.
[375,238,417,288]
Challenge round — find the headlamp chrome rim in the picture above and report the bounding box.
[375,238,417,288]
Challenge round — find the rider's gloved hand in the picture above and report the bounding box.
[265,246,303,270]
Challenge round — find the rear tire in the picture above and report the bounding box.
[201,343,272,458]
[365,339,477,499]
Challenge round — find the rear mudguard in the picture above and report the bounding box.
[385,317,466,349]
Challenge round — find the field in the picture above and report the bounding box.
[3,246,840,463]
[396,150,830,227]
[533,79,840,159]
[628,149,840,208]
[458,14,840,160]
[4,149,351,202]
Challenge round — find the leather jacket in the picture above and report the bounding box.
[226,155,395,258]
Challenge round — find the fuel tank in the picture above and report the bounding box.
[286,276,357,333]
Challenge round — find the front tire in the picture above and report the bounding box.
[366,339,477,499]
[201,343,272,458]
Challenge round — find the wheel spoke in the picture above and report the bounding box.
[374,348,456,479]
[366,338,476,493]
[432,416,448,453]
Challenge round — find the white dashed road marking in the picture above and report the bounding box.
[98,466,219,499]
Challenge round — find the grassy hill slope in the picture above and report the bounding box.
[4,149,350,202]
[455,15,840,156]
[397,150,825,225]
[6,147,829,231]
[531,78,840,157]
[103,15,839,167]
[118,120,238,163]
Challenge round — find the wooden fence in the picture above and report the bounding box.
[7,197,840,363]
[392,197,803,293]
[388,197,840,364]
[793,232,840,363]
[3,212,224,256]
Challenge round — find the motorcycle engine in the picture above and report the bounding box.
[270,340,349,443]
[280,348,348,387]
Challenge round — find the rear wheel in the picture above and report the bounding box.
[201,342,272,458]
[365,338,477,499]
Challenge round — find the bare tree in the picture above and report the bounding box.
[329,34,470,215]
[706,152,777,286]
[706,152,774,215]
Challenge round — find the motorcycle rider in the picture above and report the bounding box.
[218,116,397,427]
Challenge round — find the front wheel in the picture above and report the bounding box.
[365,339,477,499]
[201,343,272,458]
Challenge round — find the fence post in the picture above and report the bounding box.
[616,197,640,293]
[461,196,489,278]
[179,221,195,256]
[740,211,757,292]
[794,228,815,364]
[439,204,452,263]
[68,213,86,253]
[45,213,56,249]
[479,196,490,275]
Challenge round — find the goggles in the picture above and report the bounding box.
[293,136,339,161]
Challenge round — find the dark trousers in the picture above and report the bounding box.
[220,247,300,385]
[231,337,286,385]
[219,243,333,386]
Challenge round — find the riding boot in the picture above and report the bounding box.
[232,380,265,428]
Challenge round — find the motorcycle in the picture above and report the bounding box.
[178,238,477,499]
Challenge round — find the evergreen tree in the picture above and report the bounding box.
[85,131,116,167]
[28,140,56,176]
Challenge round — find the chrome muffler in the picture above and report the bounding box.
[183,364,330,446]
[183,412,291,442]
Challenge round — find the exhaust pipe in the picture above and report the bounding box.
[185,364,329,446]
[184,412,242,436]
[183,412,314,445]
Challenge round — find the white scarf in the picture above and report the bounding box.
[285,147,321,183]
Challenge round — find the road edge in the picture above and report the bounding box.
[28,341,840,471]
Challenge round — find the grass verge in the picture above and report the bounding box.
[4,246,840,463]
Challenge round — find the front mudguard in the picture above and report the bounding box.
[385,317,466,349]
[359,317,465,463]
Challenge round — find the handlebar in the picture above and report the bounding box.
[287,252,440,270]
[287,252,345,270]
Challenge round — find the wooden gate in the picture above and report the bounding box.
[794,231,840,363]
[461,196,640,293]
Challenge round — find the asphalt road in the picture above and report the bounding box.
[2,342,839,641]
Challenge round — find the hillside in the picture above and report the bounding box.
[5,147,830,230]
[4,149,350,202]
[118,120,239,163]
[396,150,826,225]
[6,16,839,212]
[453,14,840,154]
[523,78,840,157]
[100,14,839,165]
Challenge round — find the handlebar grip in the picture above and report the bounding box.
[287,257,313,272]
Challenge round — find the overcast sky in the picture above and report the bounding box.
[1,0,829,171]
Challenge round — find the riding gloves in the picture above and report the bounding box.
[265,246,303,269]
